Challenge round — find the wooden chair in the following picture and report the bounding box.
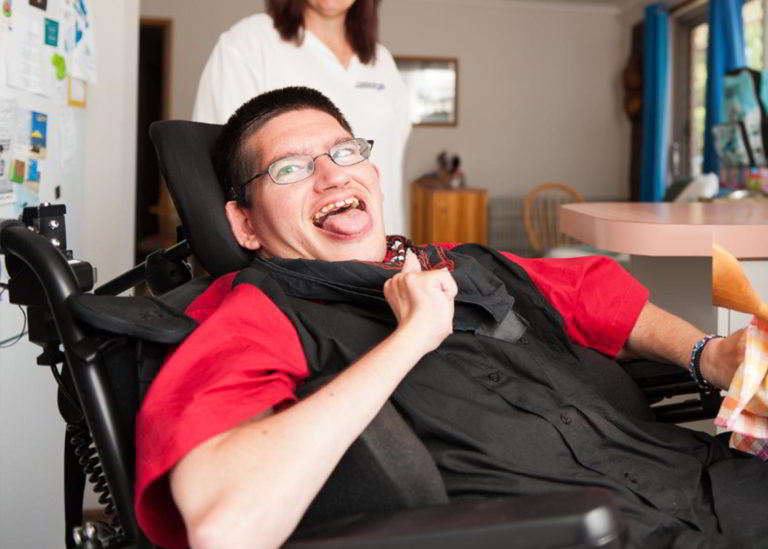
[522,182,584,253]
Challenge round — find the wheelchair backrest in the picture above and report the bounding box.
[149,121,250,277]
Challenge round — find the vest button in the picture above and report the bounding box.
[488,372,501,383]
[560,413,572,425]
[519,336,529,345]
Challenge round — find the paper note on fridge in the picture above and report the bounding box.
[6,12,54,97]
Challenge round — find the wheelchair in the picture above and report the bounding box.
[0,120,725,549]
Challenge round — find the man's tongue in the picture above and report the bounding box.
[320,207,369,235]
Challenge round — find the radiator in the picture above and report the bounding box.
[488,196,534,257]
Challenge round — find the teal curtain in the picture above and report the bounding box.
[641,4,669,201]
[703,0,746,174]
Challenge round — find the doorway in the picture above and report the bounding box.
[135,18,175,265]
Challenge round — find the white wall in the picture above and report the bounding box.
[83,0,139,282]
[140,0,630,200]
[0,2,138,548]
[384,0,628,200]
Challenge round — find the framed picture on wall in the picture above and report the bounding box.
[394,56,458,126]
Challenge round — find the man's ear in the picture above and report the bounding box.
[225,201,262,251]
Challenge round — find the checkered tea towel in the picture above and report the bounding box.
[715,317,768,460]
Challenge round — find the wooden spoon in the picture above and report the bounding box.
[712,243,768,322]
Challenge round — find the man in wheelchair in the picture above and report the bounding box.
[135,87,767,549]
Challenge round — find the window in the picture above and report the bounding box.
[685,0,764,176]
[689,22,708,176]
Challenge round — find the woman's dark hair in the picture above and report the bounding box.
[212,86,353,207]
[267,0,381,64]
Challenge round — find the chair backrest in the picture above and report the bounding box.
[149,120,252,277]
[522,182,584,253]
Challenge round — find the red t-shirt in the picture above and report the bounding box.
[135,247,648,549]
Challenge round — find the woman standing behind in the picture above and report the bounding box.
[193,0,412,235]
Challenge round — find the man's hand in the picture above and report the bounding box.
[700,328,747,390]
[383,249,458,354]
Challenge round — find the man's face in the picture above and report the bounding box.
[225,109,388,263]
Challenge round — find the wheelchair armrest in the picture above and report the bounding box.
[621,359,699,398]
[285,489,625,549]
[620,360,723,423]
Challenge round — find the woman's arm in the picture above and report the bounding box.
[192,31,264,124]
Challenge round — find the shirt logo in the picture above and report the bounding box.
[356,82,385,91]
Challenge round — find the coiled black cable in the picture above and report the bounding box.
[67,421,125,546]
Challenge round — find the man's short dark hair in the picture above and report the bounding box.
[212,86,353,206]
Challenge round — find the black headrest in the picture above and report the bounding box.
[149,120,252,277]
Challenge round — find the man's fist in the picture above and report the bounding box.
[383,249,458,354]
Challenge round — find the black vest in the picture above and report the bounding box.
[233,244,767,548]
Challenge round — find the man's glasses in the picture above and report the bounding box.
[243,138,374,187]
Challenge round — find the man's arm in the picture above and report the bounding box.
[170,251,457,549]
[618,301,746,390]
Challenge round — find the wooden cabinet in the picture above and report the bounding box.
[410,181,488,245]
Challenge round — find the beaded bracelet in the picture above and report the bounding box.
[688,334,723,390]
